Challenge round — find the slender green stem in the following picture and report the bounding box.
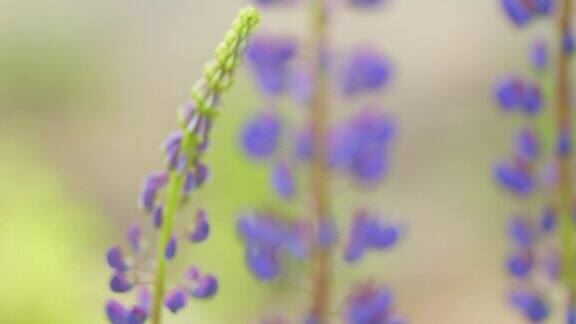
[309,0,331,322]
[151,170,186,324]
[557,0,575,306]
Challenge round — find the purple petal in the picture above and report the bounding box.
[165,236,178,260]
[195,163,209,187]
[110,271,133,293]
[126,224,141,252]
[341,49,391,95]
[106,299,128,324]
[189,209,210,242]
[246,246,280,281]
[152,206,163,228]
[164,288,188,314]
[107,246,128,272]
[241,112,282,159]
[139,172,168,211]
[191,274,218,299]
[126,306,147,324]
[185,266,200,281]
[163,131,182,169]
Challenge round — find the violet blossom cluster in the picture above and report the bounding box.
[237,0,404,323]
[104,7,260,324]
[493,0,576,322]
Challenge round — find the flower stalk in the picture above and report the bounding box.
[309,0,332,322]
[557,0,575,307]
[102,7,261,324]
[150,9,260,323]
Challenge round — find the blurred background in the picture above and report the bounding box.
[0,0,552,323]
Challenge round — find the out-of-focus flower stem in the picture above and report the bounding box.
[309,0,332,322]
[557,0,575,308]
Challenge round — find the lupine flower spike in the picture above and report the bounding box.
[494,0,576,322]
[104,7,260,324]
[238,0,404,323]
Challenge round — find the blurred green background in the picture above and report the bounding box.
[0,0,555,323]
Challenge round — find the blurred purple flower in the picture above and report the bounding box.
[242,112,282,159]
[247,35,297,94]
[342,49,391,95]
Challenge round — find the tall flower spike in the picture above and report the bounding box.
[104,6,260,324]
[238,0,405,323]
[494,0,576,322]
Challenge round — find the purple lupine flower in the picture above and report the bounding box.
[341,49,391,95]
[345,283,399,324]
[246,246,280,280]
[495,76,525,110]
[247,35,297,94]
[506,249,533,278]
[516,128,539,161]
[106,299,128,324]
[539,207,556,232]
[501,0,531,26]
[107,246,128,272]
[344,211,400,263]
[530,39,548,71]
[164,288,188,314]
[152,205,163,228]
[271,161,295,199]
[242,112,282,159]
[110,271,133,293]
[237,213,286,249]
[508,216,534,248]
[509,289,549,322]
[186,266,200,281]
[127,224,142,252]
[347,110,395,185]
[139,172,168,211]
[126,306,147,324]
[191,274,218,298]
[189,209,210,242]
[182,171,196,194]
[521,83,542,115]
[105,9,261,323]
[195,162,209,187]
[177,101,196,129]
[494,161,534,196]
[165,236,178,260]
[163,131,182,169]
